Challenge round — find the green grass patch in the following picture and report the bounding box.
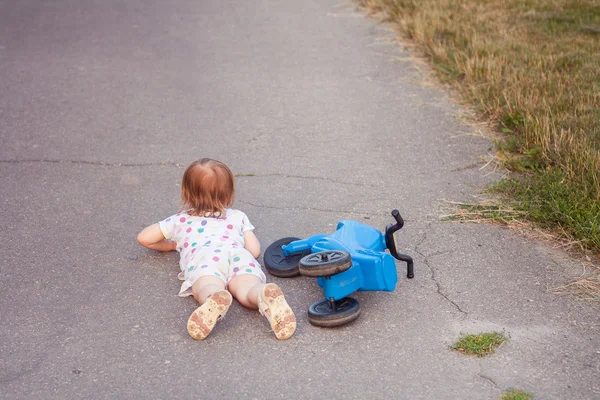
[441,170,600,251]
[361,0,600,253]
[491,172,600,250]
[451,332,508,357]
[501,388,535,400]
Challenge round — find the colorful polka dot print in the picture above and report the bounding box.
[159,210,262,295]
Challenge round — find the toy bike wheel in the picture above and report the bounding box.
[264,237,310,278]
[298,250,352,277]
[308,297,360,327]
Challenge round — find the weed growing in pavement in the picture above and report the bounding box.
[451,331,508,357]
[501,388,535,400]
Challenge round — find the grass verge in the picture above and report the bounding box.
[451,331,508,357]
[359,0,600,254]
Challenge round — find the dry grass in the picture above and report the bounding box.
[552,269,600,302]
[359,0,600,253]
[440,199,526,225]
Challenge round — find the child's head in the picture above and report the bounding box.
[181,158,234,217]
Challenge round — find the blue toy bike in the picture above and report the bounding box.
[264,210,414,327]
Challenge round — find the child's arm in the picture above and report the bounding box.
[137,223,176,252]
[243,230,261,259]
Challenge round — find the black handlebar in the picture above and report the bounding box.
[385,209,414,279]
[391,209,404,230]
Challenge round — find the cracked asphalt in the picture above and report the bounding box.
[1,0,599,399]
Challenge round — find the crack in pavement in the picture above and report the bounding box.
[415,222,469,319]
[0,159,183,168]
[246,133,267,143]
[477,371,499,389]
[235,173,377,188]
[237,200,396,217]
[1,160,374,188]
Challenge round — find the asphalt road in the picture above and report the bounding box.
[1,0,599,399]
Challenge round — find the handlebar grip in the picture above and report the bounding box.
[391,209,404,229]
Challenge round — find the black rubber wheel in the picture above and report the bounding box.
[308,297,361,327]
[264,237,310,278]
[298,250,352,277]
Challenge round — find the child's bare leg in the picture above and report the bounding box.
[191,275,226,304]
[229,275,296,340]
[187,276,231,340]
[228,274,264,309]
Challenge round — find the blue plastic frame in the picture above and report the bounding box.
[281,220,398,301]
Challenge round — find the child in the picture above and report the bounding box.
[137,158,296,340]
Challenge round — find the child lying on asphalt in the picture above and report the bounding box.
[137,158,296,340]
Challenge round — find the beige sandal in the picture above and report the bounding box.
[258,283,296,340]
[187,290,232,340]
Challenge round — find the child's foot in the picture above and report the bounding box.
[187,290,232,340]
[258,283,296,340]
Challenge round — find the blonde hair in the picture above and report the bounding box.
[181,159,234,217]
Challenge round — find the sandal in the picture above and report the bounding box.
[258,283,296,340]
[187,290,232,340]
